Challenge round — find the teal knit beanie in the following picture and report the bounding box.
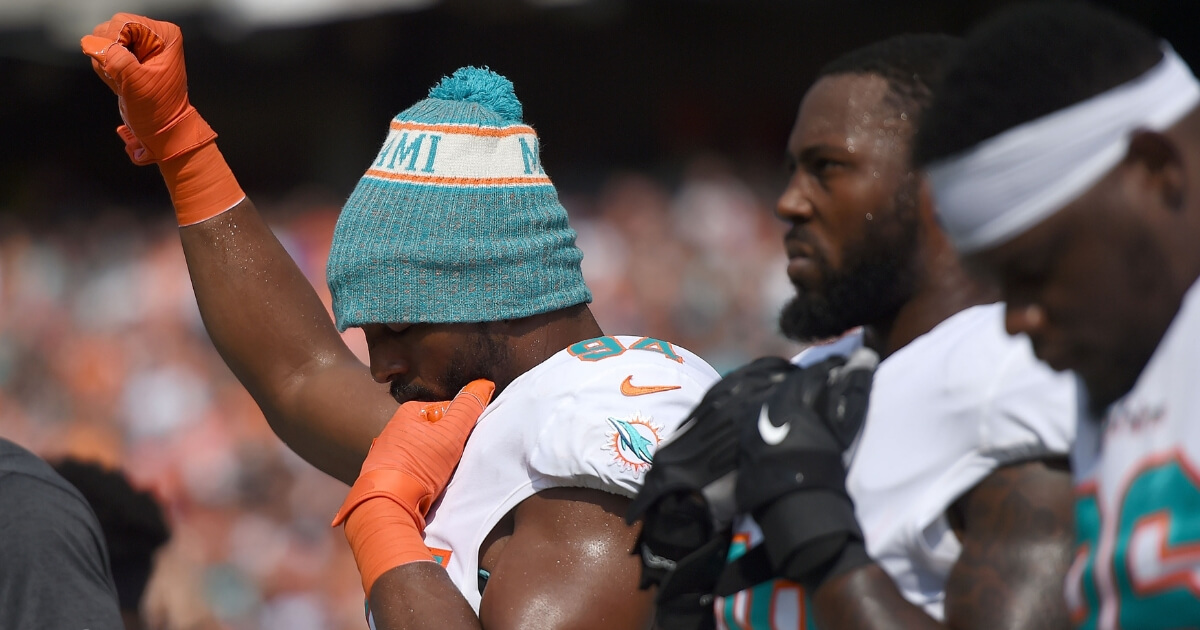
[327,67,593,331]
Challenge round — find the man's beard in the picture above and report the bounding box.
[389,327,509,403]
[779,189,921,343]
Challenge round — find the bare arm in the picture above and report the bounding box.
[811,458,1075,630]
[367,487,655,630]
[80,13,392,485]
[180,198,395,484]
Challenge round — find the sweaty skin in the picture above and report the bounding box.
[371,489,654,630]
[776,73,1075,630]
[179,203,395,485]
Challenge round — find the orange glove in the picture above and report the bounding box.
[82,13,244,226]
[333,379,494,596]
[81,13,212,165]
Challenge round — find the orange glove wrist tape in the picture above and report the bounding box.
[159,142,246,226]
[332,468,432,530]
[341,496,435,598]
[152,107,215,160]
[116,107,216,165]
[332,380,493,598]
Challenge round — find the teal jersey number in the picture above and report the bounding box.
[567,336,684,363]
[719,533,819,629]
[1071,453,1200,629]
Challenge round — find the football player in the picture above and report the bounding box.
[81,14,719,628]
[914,4,1200,627]
[634,34,1078,630]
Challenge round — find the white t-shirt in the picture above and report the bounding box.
[718,303,1077,629]
[419,335,719,612]
[1065,278,1200,630]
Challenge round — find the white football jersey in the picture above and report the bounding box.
[1066,279,1200,630]
[718,303,1077,628]
[419,335,719,613]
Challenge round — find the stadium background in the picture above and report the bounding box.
[0,1,1194,627]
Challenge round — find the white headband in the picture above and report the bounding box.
[926,46,1200,253]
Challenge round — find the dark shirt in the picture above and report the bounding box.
[0,438,123,630]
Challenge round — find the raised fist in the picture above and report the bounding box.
[82,13,215,164]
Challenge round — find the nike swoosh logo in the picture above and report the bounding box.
[758,403,789,445]
[620,375,681,397]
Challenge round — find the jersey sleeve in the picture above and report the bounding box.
[892,310,1077,548]
[0,472,124,630]
[527,357,712,499]
[976,334,1077,464]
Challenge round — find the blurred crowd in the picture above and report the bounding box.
[0,159,799,629]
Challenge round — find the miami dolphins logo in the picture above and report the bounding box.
[606,414,663,473]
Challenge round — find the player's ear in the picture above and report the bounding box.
[1126,130,1185,212]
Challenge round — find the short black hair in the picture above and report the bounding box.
[52,458,170,612]
[818,33,963,125]
[914,2,1163,166]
